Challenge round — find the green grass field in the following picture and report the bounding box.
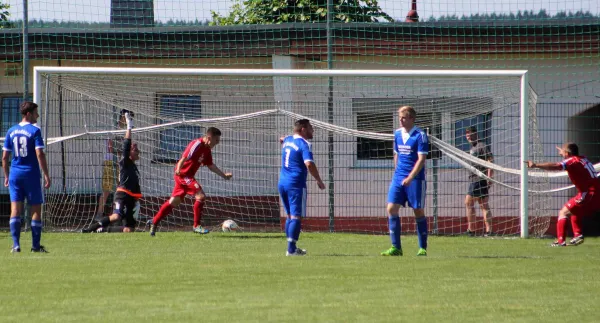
[1,232,599,323]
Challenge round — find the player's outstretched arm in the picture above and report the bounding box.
[124,112,133,139]
[35,149,51,188]
[2,151,10,187]
[524,160,562,171]
[121,112,134,160]
[305,161,325,190]
[208,164,233,180]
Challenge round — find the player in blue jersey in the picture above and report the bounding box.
[278,119,325,256]
[381,106,429,257]
[2,102,51,253]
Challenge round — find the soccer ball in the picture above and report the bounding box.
[221,219,239,232]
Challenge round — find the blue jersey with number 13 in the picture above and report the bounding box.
[3,122,45,177]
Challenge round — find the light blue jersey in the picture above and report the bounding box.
[278,134,314,189]
[3,122,45,204]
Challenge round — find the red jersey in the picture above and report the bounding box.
[176,138,213,178]
[560,156,600,192]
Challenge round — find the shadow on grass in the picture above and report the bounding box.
[214,234,284,240]
[458,255,545,259]
[314,254,375,257]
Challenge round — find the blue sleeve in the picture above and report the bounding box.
[302,142,314,163]
[34,128,45,149]
[417,131,429,155]
[3,131,12,151]
[393,132,399,154]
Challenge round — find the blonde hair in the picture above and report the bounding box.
[398,106,416,119]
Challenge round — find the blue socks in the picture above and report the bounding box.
[31,220,43,250]
[389,215,401,249]
[285,217,291,238]
[9,217,21,249]
[287,219,302,253]
[416,217,428,250]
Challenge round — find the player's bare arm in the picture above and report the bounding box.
[174,157,186,176]
[2,150,10,187]
[208,164,232,180]
[393,153,398,170]
[524,160,563,171]
[35,149,51,188]
[305,161,325,190]
[487,156,494,186]
[402,154,426,186]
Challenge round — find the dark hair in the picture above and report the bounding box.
[20,101,38,116]
[120,109,134,118]
[565,142,579,156]
[294,119,311,133]
[465,126,477,133]
[206,127,222,136]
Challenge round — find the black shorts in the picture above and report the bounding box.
[468,180,489,198]
[112,191,139,229]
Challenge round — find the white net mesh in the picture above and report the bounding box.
[34,69,555,236]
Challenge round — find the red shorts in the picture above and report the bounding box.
[565,191,600,217]
[171,176,202,198]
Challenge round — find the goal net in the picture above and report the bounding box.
[33,67,556,236]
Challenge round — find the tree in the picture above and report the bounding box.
[210,0,393,26]
[0,2,10,28]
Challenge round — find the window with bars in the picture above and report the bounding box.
[1,97,28,135]
[153,95,202,164]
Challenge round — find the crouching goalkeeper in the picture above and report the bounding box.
[83,111,141,233]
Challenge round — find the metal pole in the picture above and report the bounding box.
[22,0,29,100]
[429,124,439,235]
[520,72,530,238]
[41,76,49,223]
[326,0,335,232]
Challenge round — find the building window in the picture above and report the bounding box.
[1,97,27,135]
[153,95,202,164]
[356,112,394,160]
[454,113,492,151]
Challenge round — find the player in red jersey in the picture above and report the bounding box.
[526,142,600,246]
[150,127,232,235]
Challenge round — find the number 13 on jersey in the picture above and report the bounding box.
[13,136,28,157]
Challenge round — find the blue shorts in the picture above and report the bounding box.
[8,173,44,205]
[387,178,426,209]
[278,184,306,217]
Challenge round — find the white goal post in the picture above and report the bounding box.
[33,66,533,237]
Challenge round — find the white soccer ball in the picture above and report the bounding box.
[221,219,239,232]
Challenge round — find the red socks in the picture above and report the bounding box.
[570,215,583,237]
[556,217,568,243]
[153,202,174,225]
[193,200,205,228]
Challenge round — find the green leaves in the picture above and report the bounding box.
[210,0,393,26]
[0,2,10,28]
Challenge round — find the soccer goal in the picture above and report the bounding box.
[33,66,554,237]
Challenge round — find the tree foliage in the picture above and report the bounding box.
[0,2,10,28]
[424,10,597,22]
[210,0,393,26]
